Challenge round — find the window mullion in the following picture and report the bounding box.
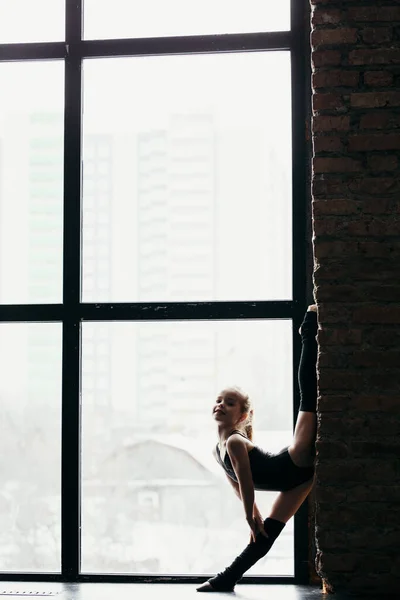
[61,0,83,582]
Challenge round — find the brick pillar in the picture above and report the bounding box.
[310,1,400,595]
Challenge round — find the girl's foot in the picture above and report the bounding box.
[196,582,216,593]
[298,305,317,334]
[196,581,234,593]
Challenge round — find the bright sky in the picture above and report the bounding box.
[0,52,291,136]
[0,0,290,43]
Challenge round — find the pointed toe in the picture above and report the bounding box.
[196,582,215,592]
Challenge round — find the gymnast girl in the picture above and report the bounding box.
[197,305,318,592]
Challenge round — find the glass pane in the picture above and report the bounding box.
[81,319,294,576]
[84,0,290,40]
[82,53,292,302]
[0,62,64,304]
[0,323,62,572]
[0,0,64,43]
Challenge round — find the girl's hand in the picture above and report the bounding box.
[253,512,268,540]
[247,516,258,543]
[247,516,269,543]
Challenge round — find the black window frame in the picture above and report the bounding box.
[0,0,311,585]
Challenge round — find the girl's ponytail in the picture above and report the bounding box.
[244,409,254,441]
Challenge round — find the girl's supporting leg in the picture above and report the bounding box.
[196,478,314,593]
[268,477,314,523]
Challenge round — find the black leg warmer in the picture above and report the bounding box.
[298,310,318,413]
[206,518,286,591]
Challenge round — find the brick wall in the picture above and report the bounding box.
[310,0,400,595]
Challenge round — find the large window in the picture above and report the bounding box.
[0,0,309,584]
[82,52,292,303]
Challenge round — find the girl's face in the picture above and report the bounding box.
[212,388,246,428]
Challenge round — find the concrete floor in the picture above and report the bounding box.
[0,582,396,599]
[0,582,339,600]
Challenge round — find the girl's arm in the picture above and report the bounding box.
[224,473,241,499]
[214,442,268,540]
[226,436,255,522]
[212,446,243,501]
[225,473,263,521]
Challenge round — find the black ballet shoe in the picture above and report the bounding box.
[299,308,318,339]
[196,582,217,593]
[196,578,236,593]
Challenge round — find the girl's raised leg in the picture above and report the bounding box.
[289,305,318,468]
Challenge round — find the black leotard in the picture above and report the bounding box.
[216,430,314,492]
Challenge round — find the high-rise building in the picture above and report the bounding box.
[28,112,63,407]
[25,116,113,410]
[136,114,217,431]
[82,134,114,408]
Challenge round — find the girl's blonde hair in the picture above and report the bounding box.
[229,386,254,441]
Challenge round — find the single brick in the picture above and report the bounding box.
[348,177,400,194]
[311,9,343,26]
[350,396,399,412]
[312,199,359,216]
[317,551,358,573]
[318,349,353,369]
[317,280,389,302]
[313,115,350,131]
[347,6,400,22]
[313,157,362,173]
[352,351,400,369]
[360,198,391,214]
[313,70,359,88]
[313,177,399,198]
[353,305,400,324]
[359,112,391,129]
[316,487,348,504]
[317,303,355,325]
[312,178,349,198]
[318,553,357,574]
[365,370,400,393]
[367,329,400,347]
[312,50,342,68]
[314,258,391,282]
[313,93,345,111]
[315,459,367,482]
[364,71,393,87]
[313,135,345,153]
[357,240,400,258]
[316,440,349,459]
[317,327,362,345]
[359,198,391,214]
[359,283,400,302]
[314,240,359,258]
[368,154,398,171]
[349,133,400,151]
[365,283,400,301]
[348,218,400,236]
[349,49,400,66]
[317,396,351,414]
[348,524,400,546]
[318,280,376,300]
[351,92,400,108]
[361,27,392,45]
[311,28,358,48]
